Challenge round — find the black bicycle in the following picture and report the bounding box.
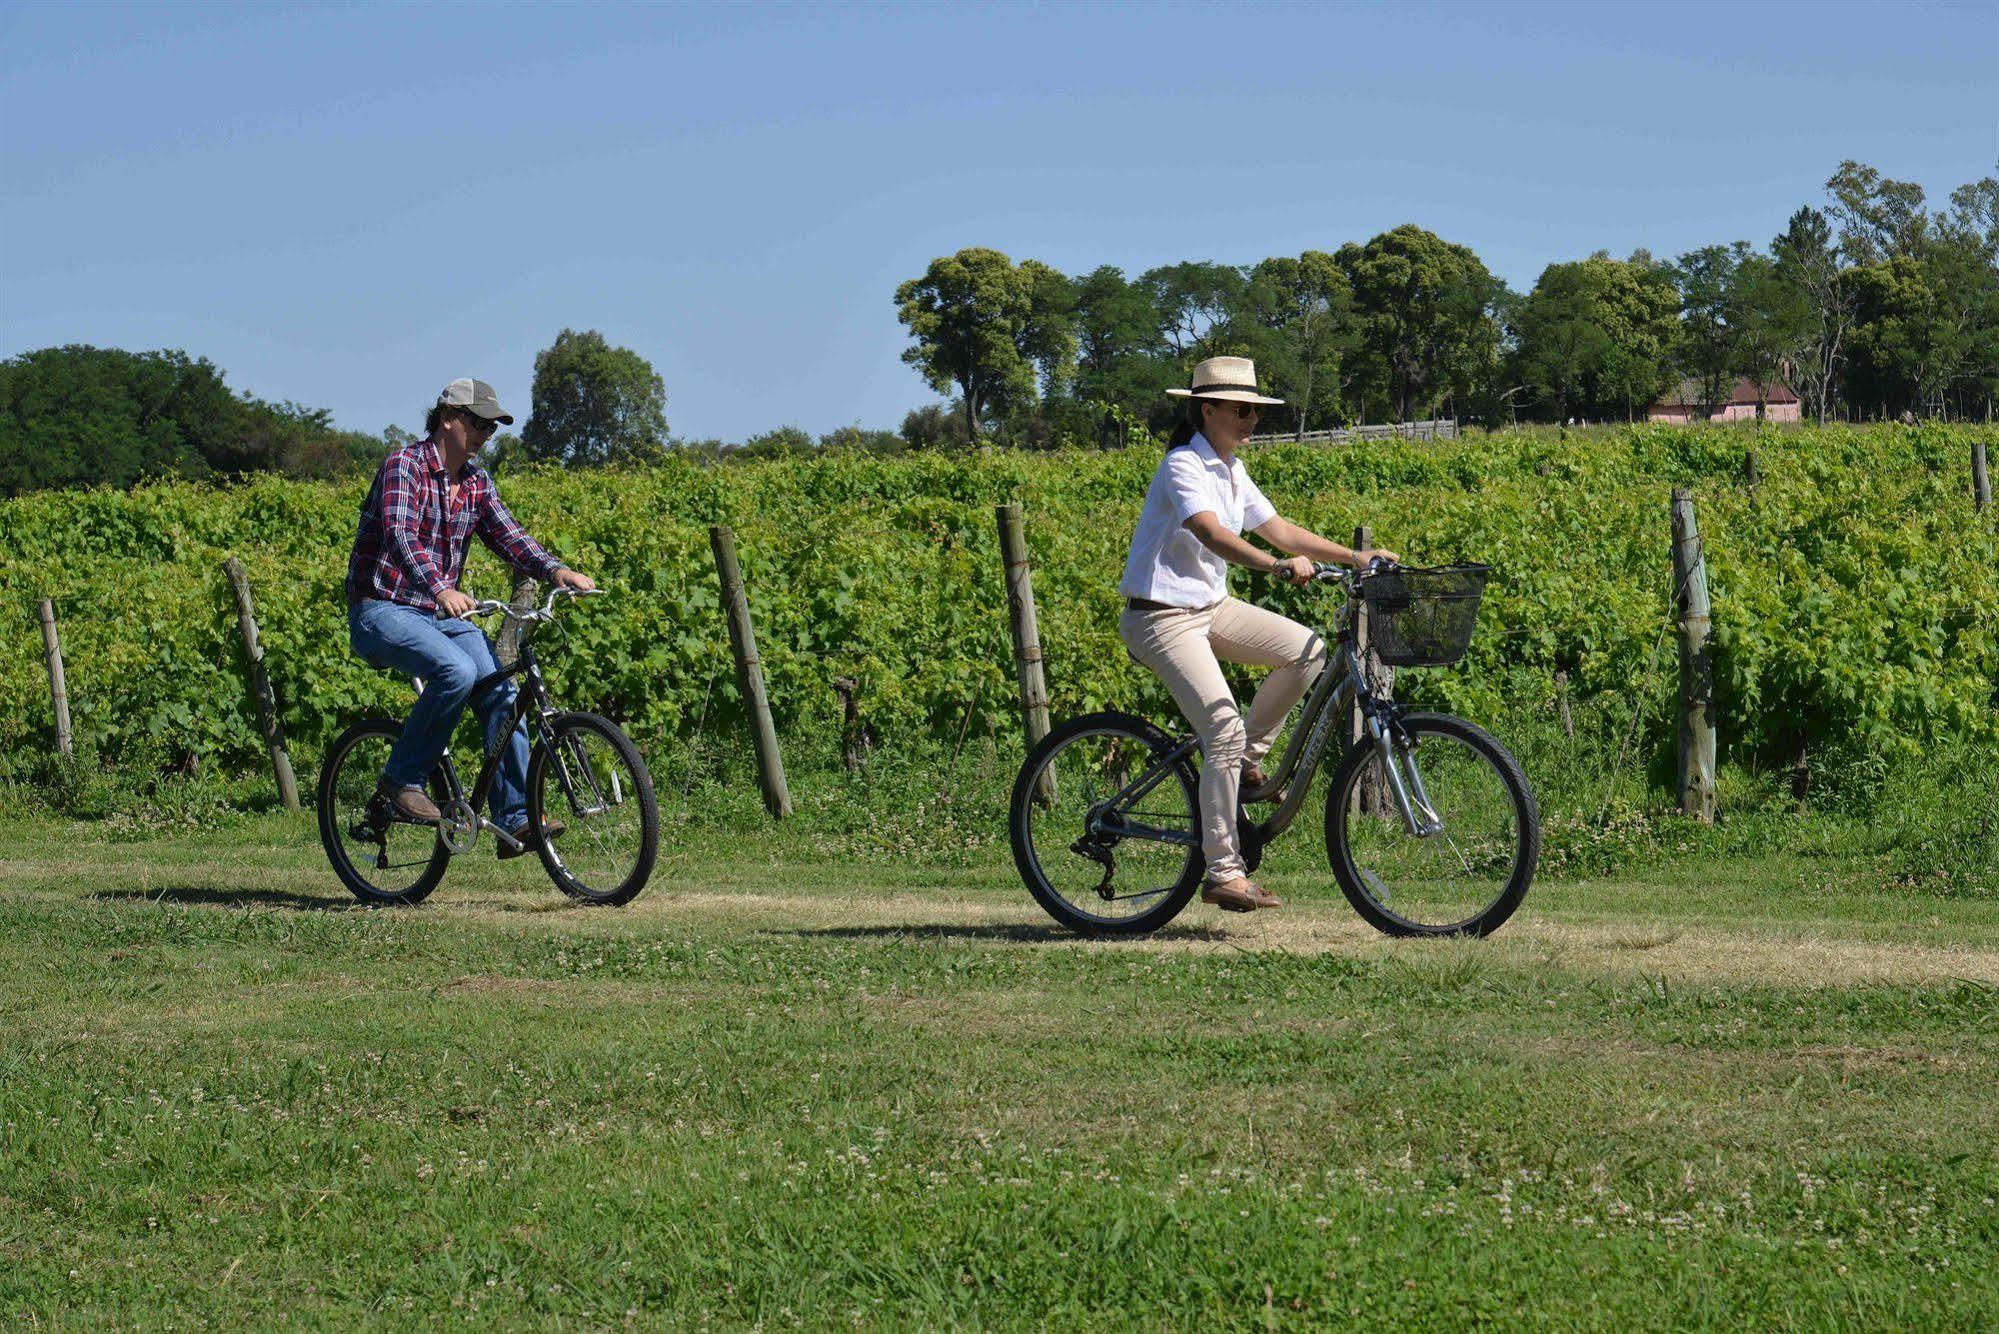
[318,588,659,907]
[1009,563,1538,937]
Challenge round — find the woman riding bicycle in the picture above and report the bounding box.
[1120,357,1395,914]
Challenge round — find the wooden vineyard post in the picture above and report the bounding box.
[1553,669,1575,739]
[221,557,301,813]
[495,573,539,667]
[1349,525,1394,817]
[1974,441,1991,513]
[1670,490,1716,823]
[36,598,74,759]
[709,525,792,818]
[996,503,1054,804]
[1743,448,1761,488]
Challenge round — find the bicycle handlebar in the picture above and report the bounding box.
[440,586,605,623]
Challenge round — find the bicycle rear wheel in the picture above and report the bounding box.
[527,712,659,906]
[1010,711,1202,936]
[1323,712,1538,937]
[317,718,451,906]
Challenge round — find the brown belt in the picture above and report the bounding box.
[1125,596,1175,612]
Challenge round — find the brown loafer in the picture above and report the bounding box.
[378,781,440,823]
[1202,877,1275,913]
[1241,763,1271,791]
[497,819,565,861]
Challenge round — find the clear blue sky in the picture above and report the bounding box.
[2,0,1993,441]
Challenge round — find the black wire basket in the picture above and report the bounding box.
[1356,564,1492,667]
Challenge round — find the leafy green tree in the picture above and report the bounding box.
[1846,240,1999,419]
[1336,225,1505,422]
[1240,252,1358,437]
[894,248,1075,441]
[1669,243,1749,415]
[1771,206,1854,422]
[1510,258,1678,423]
[1138,261,1246,359]
[0,345,378,495]
[1069,265,1171,412]
[1726,251,1809,414]
[1825,160,1929,264]
[521,329,668,466]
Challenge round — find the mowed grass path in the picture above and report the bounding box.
[2,816,1995,1328]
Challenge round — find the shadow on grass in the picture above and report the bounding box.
[93,886,359,912]
[776,921,1232,944]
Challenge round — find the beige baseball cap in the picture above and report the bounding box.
[437,377,515,425]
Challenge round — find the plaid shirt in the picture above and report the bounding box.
[345,437,565,610]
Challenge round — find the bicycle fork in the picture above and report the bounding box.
[1356,697,1444,839]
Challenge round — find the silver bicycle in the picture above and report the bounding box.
[1009,563,1538,937]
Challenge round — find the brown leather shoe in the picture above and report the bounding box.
[378,782,439,823]
[1202,878,1283,912]
[497,819,565,861]
[1202,877,1281,913]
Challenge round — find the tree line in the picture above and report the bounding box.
[0,328,668,496]
[4,157,1993,495]
[895,159,1999,443]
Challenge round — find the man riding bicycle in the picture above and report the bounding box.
[344,377,596,856]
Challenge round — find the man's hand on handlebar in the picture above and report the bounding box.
[553,568,597,594]
[436,587,478,619]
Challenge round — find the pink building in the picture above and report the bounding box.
[1648,376,1802,424]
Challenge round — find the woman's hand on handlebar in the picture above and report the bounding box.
[1354,547,1400,570]
[1272,555,1317,586]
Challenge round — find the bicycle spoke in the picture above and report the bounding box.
[1020,726,1199,926]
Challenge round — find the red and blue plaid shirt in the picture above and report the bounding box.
[345,437,565,610]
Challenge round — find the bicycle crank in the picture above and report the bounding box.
[436,798,480,855]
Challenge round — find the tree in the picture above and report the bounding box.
[1510,262,1612,422]
[1726,251,1808,414]
[1669,243,1748,416]
[1336,225,1505,423]
[1069,265,1171,412]
[1771,206,1854,422]
[894,248,1075,441]
[0,344,373,495]
[1138,261,1247,359]
[1510,258,1678,422]
[1241,252,1358,437]
[899,402,973,451]
[1825,160,1928,265]
[520,329,668,466]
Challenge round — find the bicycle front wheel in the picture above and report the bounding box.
[1323,712,1538,937]
[527,712,659,906]
[1010,711,1202,936]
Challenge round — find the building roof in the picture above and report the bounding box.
[1652,376,1800,410]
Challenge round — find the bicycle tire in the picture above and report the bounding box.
[1322,712,1538,938]
[1010,710,1203,936]
[527,712,659,907]
[317,717,451,907]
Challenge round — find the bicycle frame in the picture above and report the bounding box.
[420,622,618,855]
[1091,584,1444,854]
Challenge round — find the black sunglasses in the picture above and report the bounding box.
[458,410,500,435]
[1205,401,1262,420]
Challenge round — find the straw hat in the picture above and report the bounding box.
[1165,356,1285,406]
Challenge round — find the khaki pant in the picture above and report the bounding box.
[1119,597,1326,882]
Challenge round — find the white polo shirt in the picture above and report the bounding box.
[1119,433,1278,608]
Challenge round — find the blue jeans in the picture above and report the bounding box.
[347,599,530,832]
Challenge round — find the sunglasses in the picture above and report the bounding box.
[1206,401,1262,420]
[459,410,500,435]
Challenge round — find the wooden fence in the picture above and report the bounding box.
[1249,419,1458,447]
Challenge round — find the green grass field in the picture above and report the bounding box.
[3,813,1996,1328]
